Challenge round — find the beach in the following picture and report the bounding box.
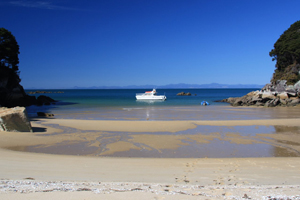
[1,107,300,199]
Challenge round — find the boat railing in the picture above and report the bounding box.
[136,93,150,95]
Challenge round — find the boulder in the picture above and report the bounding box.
[274,80,287,92]
[277,92,289,99]
[265,100,276,107]
[261,92,276,99]
[279,98,285,104]
[225,97,238,104]
[250,96,262,103]
[285,85,296,93]
[255,102,265,106]
[261,83,272,91]
[0,107,32,132]
[289,98,300,106]
[36,95,56,106]
[177,92,191,96]
[287,92,297,97]
[37,112,54,117]
[216,79,300,107]
[294,80,300,91]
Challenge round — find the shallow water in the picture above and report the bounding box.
[22,123,300,158]
[21,89,300,158]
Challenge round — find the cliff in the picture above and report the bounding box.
[0,68,36,107]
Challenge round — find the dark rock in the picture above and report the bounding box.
[287,92,297,97]
[36,95,56,106]
[265,100,275,107]
[250,97,262,103]
[255,102,265,106]
[177,92,191,96]
[37,112,54,117]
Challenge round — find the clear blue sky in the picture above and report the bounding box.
[1,0,299,89]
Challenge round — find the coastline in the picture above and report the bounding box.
[1,112,300,199]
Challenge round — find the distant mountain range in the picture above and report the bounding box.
[72,83,265,89]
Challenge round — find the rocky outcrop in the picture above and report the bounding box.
[36,95,56,106]
[0,107,32,132]
[37,112,54,117]
[218,80,300,107]
[0,68,36,107]
[0,68,57,107]
[177,92,192,96]
[27,91,64,94]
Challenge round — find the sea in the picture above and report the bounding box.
[24,88,268,121]
[23,88,300,158]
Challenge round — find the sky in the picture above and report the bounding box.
[1,0,300,89]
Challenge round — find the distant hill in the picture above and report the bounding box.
[71,83,264,89]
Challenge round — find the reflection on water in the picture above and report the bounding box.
[18,124,300,158]
[44,106,300,121]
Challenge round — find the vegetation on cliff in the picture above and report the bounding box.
[0,28,31,107]
[0,28,21,90]
[269,20,300,85]
[0,28,20,73]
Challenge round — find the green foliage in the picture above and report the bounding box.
[269,21,300,84]
[0,28,20,73]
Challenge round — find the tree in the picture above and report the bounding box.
[269,20,300,85]
[0,28,20,73]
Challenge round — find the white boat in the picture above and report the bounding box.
[136,89,166,100]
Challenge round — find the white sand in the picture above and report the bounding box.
[1,117,300,199]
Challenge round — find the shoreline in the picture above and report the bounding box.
[1,113,300,199]
[27,104,300,121]
[1,149,300,199]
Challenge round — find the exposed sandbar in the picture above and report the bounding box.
[1,117,300,199]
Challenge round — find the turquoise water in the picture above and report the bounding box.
[25,88,261,120]
[26,88,257,106]
[23,89,300,158]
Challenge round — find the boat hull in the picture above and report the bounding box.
[136,95,166,100]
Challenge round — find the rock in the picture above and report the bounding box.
[261,92,276,99]
[265,100,275,107]
[0,107,32,132]
[37,112,54,117]
[274,80,287,92]
[278,92,289,99]
[286,85,296,93]
[36,95,56,106]
[261,83,272,91]
[294,80,300,91]
[177,92,191,96]
[255,102,265,106]
[289,98,300,106]
[251,96,262,102]
[216,79,300,107]
[273,98,280,106]
[287,92,297,97]
[225,97,238,104]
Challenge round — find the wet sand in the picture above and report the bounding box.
[1,107,300,199]
[5,118,300,158]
